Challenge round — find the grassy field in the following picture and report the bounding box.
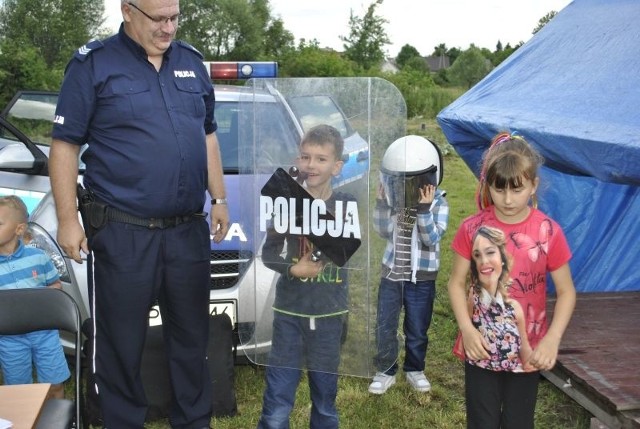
[132,118,593,428]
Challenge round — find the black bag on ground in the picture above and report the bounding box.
[82,313,238,425]
[206,313,238,418]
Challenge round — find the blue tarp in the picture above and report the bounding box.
[437,0,640,293]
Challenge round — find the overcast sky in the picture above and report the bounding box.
[104,0,573,56]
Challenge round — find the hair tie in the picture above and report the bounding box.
[492,132,512,147]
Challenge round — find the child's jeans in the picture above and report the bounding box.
[257,312,344,429]
[374,277,436,375]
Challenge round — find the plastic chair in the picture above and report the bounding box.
[0,288,83,429]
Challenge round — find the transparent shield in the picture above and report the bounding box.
[235,77,406,377]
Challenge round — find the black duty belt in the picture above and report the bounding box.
[106,206,204,229]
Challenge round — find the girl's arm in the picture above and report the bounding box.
[448,253,490,360]
[530,263,576,371]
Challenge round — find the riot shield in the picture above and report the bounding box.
[235,77,406,377]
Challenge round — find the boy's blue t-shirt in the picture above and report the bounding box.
[0,240,60,289]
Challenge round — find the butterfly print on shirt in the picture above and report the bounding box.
[526,303,546,339]
[509,219,553,262]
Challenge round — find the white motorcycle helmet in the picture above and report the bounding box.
[380,135,443,208]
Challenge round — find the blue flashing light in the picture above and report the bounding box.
[205,61,278,80]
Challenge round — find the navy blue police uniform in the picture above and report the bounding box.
[52,24,216,429]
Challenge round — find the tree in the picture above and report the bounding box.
[280,42,356,77]
[178,0,272,60]
[447,45,492,88]
[446,46,461,64]
[383,67,435,118]
[433,44,448,57]
[340,0,390,71]
[395,44,421,69]
[0,0,103,68]
[403,56,429,73]
[263,17,295,59]
[492,42,519,66]
[533,11,558,34]
[0,41,59,105]
[0,0,104,104]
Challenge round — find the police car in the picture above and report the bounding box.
[0,62,369,360]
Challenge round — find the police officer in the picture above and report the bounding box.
[50,1,228,428]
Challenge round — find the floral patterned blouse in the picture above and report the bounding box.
[466,288,525,372]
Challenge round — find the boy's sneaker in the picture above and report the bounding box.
[368,372,396,394]
[405,371,431,392]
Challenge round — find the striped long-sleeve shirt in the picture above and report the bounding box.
[373,189,449,283]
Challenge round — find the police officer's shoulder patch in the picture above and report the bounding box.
[73,40,104,62]
[176,40,204,60]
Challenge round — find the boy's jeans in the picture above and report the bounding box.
[374,278,436,375]
[257,312,343,429]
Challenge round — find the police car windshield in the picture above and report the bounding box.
[215,101,299,173]
[285,95,353,139]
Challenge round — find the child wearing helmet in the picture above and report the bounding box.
[368,136,449,394]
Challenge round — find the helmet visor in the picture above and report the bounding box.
[380,165,438,208]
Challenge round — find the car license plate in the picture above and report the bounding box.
[209,300,236,326]
[148,300,236,327]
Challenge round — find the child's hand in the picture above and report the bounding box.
[47,281,62,290]
[461,327,491,361]
[528,335,561,371]
[377,183,386,200]
[519,342,536,372]
[290,251,324,279]
[419,185,436,204]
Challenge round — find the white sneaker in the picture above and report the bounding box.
[405,371,431,392]
[368,372,396,394]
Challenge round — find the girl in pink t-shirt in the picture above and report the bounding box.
[448,132,576,429]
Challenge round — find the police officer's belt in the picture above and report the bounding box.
[106,206,201,229]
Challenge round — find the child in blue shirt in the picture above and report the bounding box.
[0,195,69,399]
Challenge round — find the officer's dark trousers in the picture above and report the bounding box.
[89,219,212,429]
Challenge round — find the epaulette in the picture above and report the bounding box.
[176,40,204,60]
[73,40,104,62]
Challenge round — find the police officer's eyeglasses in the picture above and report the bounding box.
[127,2,180,26]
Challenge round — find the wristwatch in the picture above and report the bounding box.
[211,198,227,205]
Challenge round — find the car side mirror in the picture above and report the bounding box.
[0,143,36,169]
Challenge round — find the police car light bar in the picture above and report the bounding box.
[204,61,278,80]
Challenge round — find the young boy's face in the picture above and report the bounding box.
[298,141,344,190]
[0,205,26,254]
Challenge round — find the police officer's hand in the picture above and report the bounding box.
[210,204,229,243]
[58,219,88,264]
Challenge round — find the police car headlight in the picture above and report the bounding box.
[25,222,71,283]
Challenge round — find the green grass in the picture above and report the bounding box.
[133,118,592,428]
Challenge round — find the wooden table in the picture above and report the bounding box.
[0,383,51,429]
